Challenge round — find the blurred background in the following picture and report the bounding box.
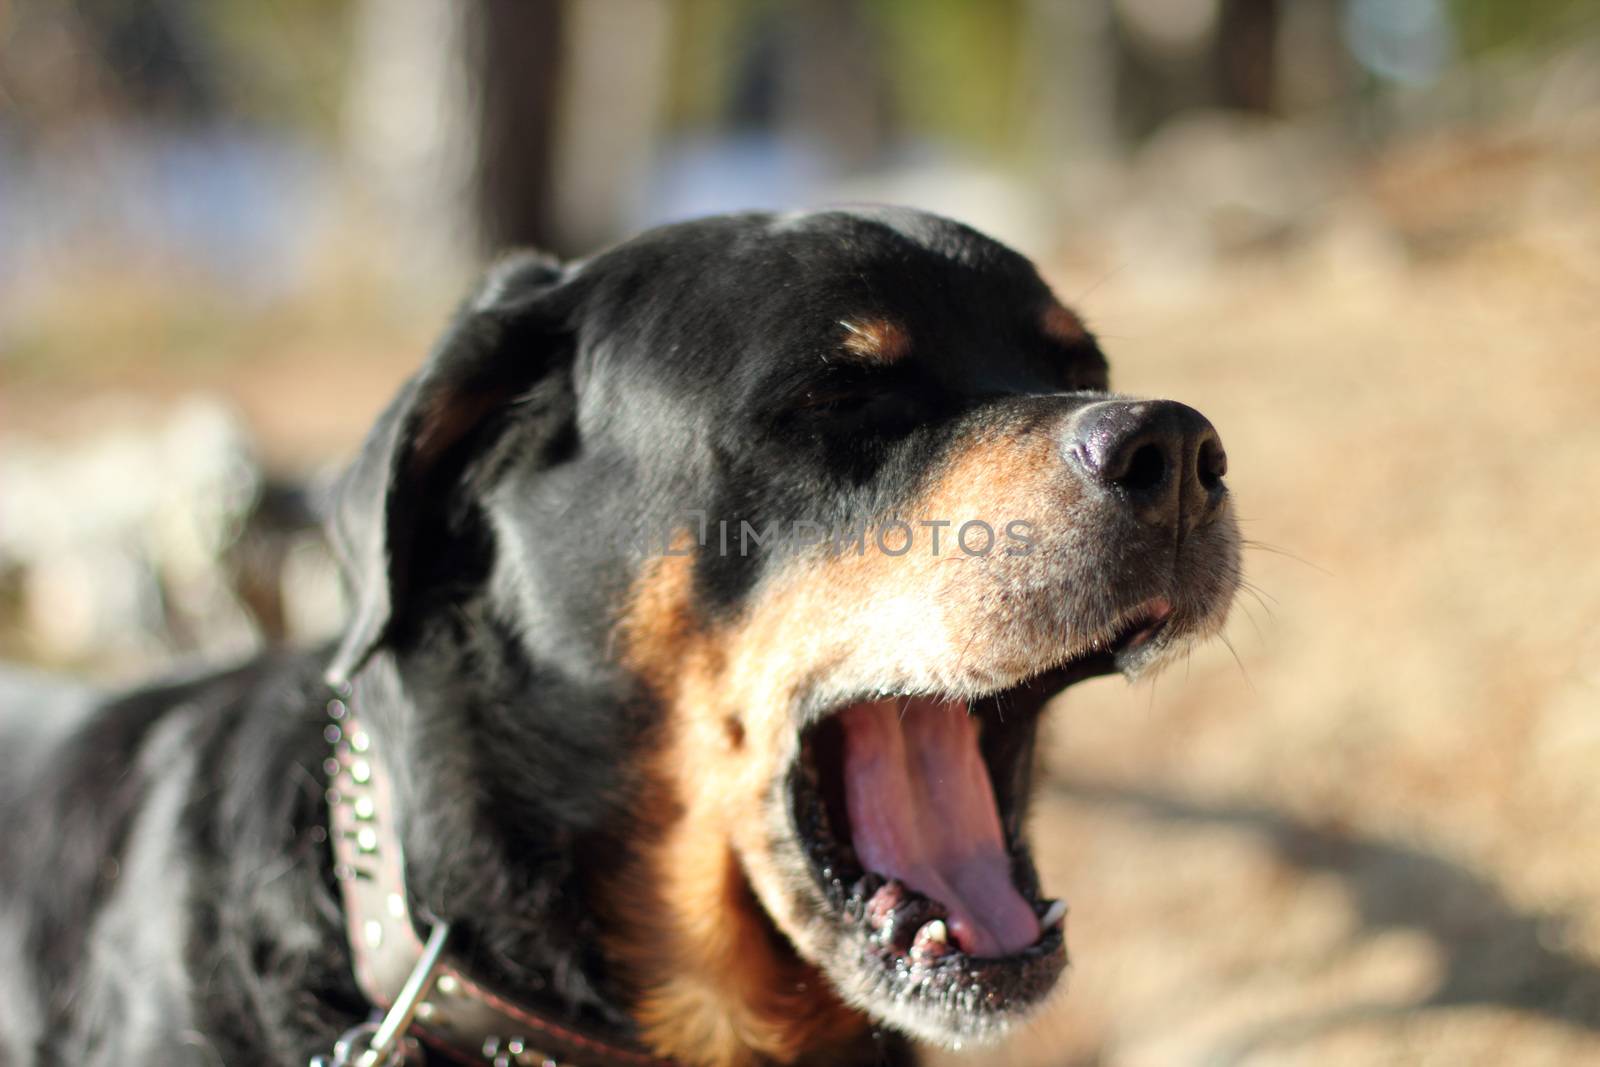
[3,0,1599,1062]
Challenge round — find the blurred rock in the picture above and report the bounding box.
[0,396,341,675]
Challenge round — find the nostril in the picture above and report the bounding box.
[1117,441,1168,493]
[1066,399,1224,529]
[1198,438,1228,491]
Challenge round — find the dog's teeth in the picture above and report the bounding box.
[1040,899,1068,928]
[910,919,951,960]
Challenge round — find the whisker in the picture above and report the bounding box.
[1241,539,1330,576]
[1219,633,1254,692]
[1238,577,1278,602]
[1245,594,1276,625]
[1234,597,1265,640]
[1072,260,1130,304]
[1238,581,1279,617]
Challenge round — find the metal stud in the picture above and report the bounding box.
[321,693,582,1067]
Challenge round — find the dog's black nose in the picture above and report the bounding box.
[1067,400,1228,532]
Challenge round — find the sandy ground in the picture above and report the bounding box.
[935,121,1600,1065]
[6,112,1598,1065]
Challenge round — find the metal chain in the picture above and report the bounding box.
[311,923,453,1067]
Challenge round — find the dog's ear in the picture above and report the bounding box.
[325,252,576,686]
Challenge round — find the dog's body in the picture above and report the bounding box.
[0,209,1240,1067]
[0,657,356,1066]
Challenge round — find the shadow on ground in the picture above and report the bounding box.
[1050,779,1600,1060]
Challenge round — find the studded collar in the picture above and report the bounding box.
[319,691,673,1067]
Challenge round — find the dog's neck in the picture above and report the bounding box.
[320,686,670,1067]
[325,634,913,1067]
[338,637,642,1019]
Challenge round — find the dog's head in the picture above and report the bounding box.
[328,209,1240,1066]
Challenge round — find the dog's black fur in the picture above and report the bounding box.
[0,208,1238,1067]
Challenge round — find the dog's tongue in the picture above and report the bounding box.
[840,697,1041,957]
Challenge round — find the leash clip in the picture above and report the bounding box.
[312,923,453,1067]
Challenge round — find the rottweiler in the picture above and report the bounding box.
[0,208,1240,1067]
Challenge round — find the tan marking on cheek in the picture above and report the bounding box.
[602,549,865,1067]
[727,429,1086,695]
[838,317,911,363]
[915,426,1072,534]
[617,546,707,684]
[1042,302,1087,346]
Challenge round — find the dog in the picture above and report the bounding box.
[0,208,1240,1067]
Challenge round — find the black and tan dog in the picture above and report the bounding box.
[0,208,1239,1067]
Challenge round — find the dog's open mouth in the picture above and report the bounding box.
[786,598,1174,1036]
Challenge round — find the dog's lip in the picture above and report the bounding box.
[1103,595,1173,654]
[987,594,1180,695]
[847,872,1070,966]
[799,594,1178,723]
[857,881,1069,987]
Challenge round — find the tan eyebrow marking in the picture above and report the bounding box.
[837,318,912,364]
[1041,302,1088,345]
